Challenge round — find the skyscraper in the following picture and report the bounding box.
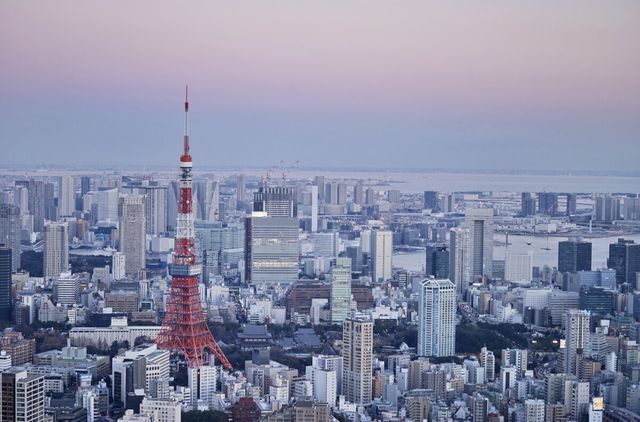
[236,174,246,203]
[118,195,146,278]
[607,238,640,285]
[353,183,364,205]
[253,186,296,218]
[245,215,299,286]
[565,193,577,216]
[563,309,591,376]
[194,180,219,221]
[330,257,352,323]
[537,192,558,216]
[314,176,325,203]
[54,271,80,306]
[558,238,592,274]
[43,222,69,279]
[0,248,11,321]
[58,175,75,217]
[424,191,438,210]
[465,208,494,281]
[371,230,392,282]
[80,176,92,196]
[123,183,168,236]
[449,227,469,295]
[594,195,620,223]
[342,316,373,406]
[0,204,21,272]
[417,279,456,357]
[425,244,449,279]
[480,346,495,382]
[521,192,536,217]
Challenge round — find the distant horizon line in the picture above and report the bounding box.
[0,163,639,178]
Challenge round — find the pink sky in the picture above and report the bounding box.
[1,1,639,170]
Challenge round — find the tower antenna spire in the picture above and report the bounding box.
[183,85,190,158]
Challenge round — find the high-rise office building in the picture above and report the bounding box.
[563,309,591,376]
[501,348,528,378]
[565,193,577,216]
[505,252,533,283]
[0,204,21,272]
[371,230,392,282]
[425,244,449,279]
[80,176,92,196]
[314,176,325,202]
[245,215,299,286]
[26,180,52,232]
[43,222,69,279]
[253,186,296,217]
[118,195,146,278]
[365,188,375,205]
[594,195,620,223]
[449,227,469,295]
[192,180,219,221]
[15,374,44,422]
[54,271,80,306]
[123,183,168,236]
[521,192,536,217]
[337,183,347,205]
[0,248,11,321]
[353,183,364,205]
[342,317,373,406]
[424,191,438,210]
[480,347,495,382]
[558,238,592,274]
[112,251,126,280]
[97,188,119,222]
[315,231,339,258]
[537,192,558,216]
[236,174,246,203]
[465,208,494,281]
[58,176,75,217]
[607,238,640,285]
[330,257,352,323]
[417,279,456,357]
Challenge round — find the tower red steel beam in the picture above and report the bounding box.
[156,86,232,370]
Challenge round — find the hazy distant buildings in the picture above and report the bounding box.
[43,222,69,279]
[424,191,438,210]
[465,208,494,280]
[537,192,558,216]
[417,279,456,357]
[236,174,246,203]
[194,180,219,221]
[118,195,146,277]
[58,176,75,217]
[371,230,392,282]
[0,204,21,272]
[558,238,592,274]
[342,317,373,406]
[123,183,167,236]
[521,192,536,217]
[565,193,577,216]
[594,195,620,223]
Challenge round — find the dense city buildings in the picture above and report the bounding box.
[2,1,640,420]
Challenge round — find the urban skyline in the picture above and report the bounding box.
[1,2,640,422]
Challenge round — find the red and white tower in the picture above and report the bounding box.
[156,87,232,370]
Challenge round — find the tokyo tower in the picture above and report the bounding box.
[156,87,232,370]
